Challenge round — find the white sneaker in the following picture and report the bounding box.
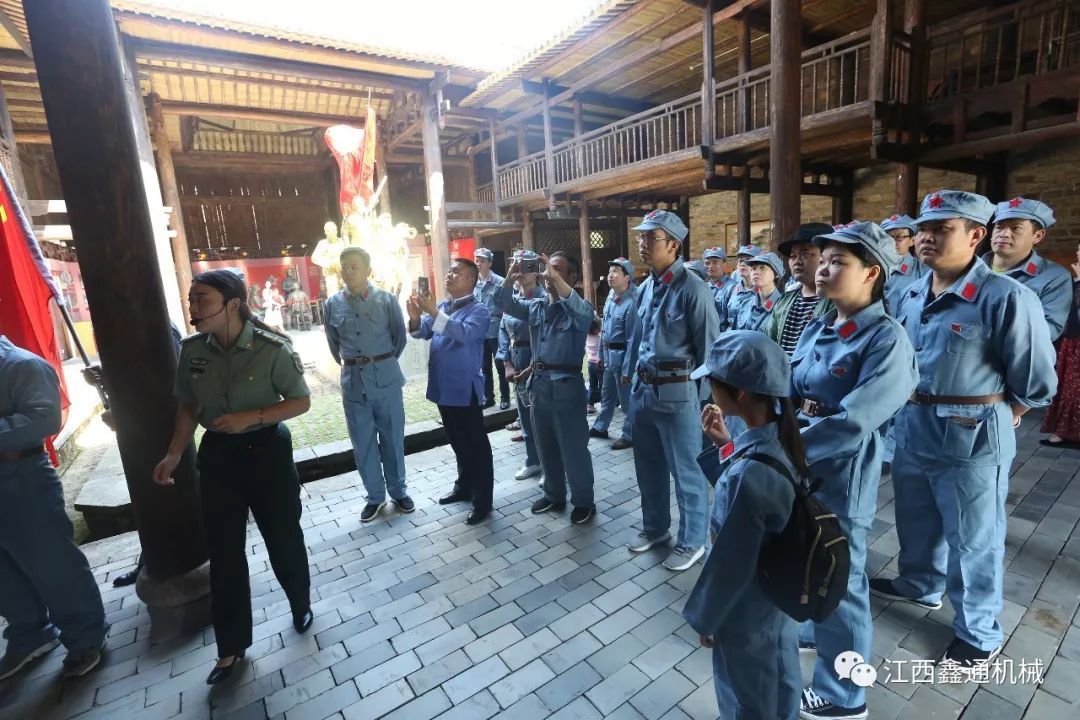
[514,464,542,480]
[663,545,705,571]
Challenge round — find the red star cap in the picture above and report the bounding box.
[1009,197,1024,208]
[929,194,944,209]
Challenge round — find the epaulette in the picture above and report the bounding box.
[253,327,289,346]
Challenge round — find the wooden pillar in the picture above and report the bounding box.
[542,80,556,211]
[975,154,1008,202]
[737,14,752,133]
[578,196,595,305]
[832,171,855,224]
[702,0,717,162]
[521,209,534,250]
[769,0,802,252]
[421,91,450,300]
[375,130,393,218]
[0,85,29,202]
[896,0,927,215]
[677,197,692,261]
[737,168,752,249]
[488,117,502,216]
[25,0,208,590]
[517,123,528,160]
[573,95,585,179]
[869,0,895,150]
[147,94,192,327]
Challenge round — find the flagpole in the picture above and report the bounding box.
[57,299,110,410]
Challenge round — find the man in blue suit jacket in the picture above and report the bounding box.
[408,258,494,525]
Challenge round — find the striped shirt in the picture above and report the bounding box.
[779,295,819,355]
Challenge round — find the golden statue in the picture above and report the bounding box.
[339,182,415,298]
[311,220,345,297]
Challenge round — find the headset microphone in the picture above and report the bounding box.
[189,305,227,325]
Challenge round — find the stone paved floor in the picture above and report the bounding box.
[2,411,1080,720]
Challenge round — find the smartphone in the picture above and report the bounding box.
[417,276,429,295]
[519,258,539,274]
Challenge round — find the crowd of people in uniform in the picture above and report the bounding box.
[1,185,1077,719]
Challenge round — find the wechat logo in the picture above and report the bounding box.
[835,651,877,688]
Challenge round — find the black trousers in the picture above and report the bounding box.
[198,423,310,657]
[483,337,510,404]
[438,390,495,511]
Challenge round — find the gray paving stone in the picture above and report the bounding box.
[406,649,473,697]
[443,656,511,704]
[469,603,525,638]
[415,623,477,665]
[265,668,335,717]
[546,696,603,720]
[556,580,607,612]
[354,651,422,696]
[585,663,651,715]
[466,624,525,664]
[391,617,452,654]
[630,667,697,718]
[382,689,452,720]
[490,658,557,708]
[329,640,396,685]
[499,628,562,671]
[593,580,646,615]
[677,683,721,720]
[341,678,413,720]
[961,688,1024,720]
[1022,689,1077,720]
[590,606,648,644]
[535,660,603,712]
[632,633,695,680]
[541,632,605,675]
[431,689,501,720]
[284,679,359,720]
[586,631,648,677]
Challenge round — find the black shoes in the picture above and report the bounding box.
[206,650,245,685]
[394,496,416,514]
[531,498,566,514]
[869,577,943,610]
[466,507,491,525]
[360,501,386,523]
[611,438,633,450]
[482,399,495,409]
[293,608,313,634]
[439,490,471,505]
[570,506,595,524]
[499,399,511,410]
[940,637,1001,670]
[588,428,609,439]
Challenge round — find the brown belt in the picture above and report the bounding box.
[800,399,840,418]
[908,391,1006,406]
[343,352,394,366]
[533,361,580,373]
[637,370,689,385]
[0,445,44,462]
[510,340,530,348]
[604,342,627,350]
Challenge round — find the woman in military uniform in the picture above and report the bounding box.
[153,269,312,685]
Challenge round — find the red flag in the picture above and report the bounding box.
[324,105,379,216]
[0,164,69,465]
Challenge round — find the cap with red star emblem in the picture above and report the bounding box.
[992,197,1056,229]
[916,190,995,226]
[745,251,785,280]
[880,214,918,235]
[702,246,727,260]
[632,209,688,241]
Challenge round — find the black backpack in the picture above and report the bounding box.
[743,453,850,624]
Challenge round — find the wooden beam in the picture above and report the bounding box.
[918,122,1080,163]
[421,92,450,300]
[496,0,762,131]
[0,7,31,58]
[159,101,366,127]
[26,0,208,588]
[170,151,334,170]
[0,70,37,84]
[520,80,653,114]
[701,0,717,156]
[137,63,396,102]
[741,7,836,47]
[147,94,192,327]
[388,115,424,152]
[770,0,802,251]
[128,39,427,93]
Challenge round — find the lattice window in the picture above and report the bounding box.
[590,230,613,249]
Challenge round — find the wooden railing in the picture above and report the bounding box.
[476,183,494,205]
[497,149,547,201]
[551,92,701,186]
[494,28,894,201]
[926,0,1079,101]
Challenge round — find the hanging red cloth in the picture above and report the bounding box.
[324,105,378,216]
[0,164,69,465]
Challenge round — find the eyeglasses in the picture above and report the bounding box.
[637,231,670,245]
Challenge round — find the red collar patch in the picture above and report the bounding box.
[1009,197,1024,208]
[961,282,977,300]
[660,270,674,285]
[899,263,909,274]
[614,295,622,304]
[837,320,857,339]
[951,322,962,332]
[720,441,734,459]
[764,299,774,311]
[929,194,944,209]
[831,366,847,377]
[1026,261,1038,275]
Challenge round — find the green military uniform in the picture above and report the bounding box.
[175,321,311,658]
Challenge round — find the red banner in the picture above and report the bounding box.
[325,105,378,216]
[0,165,69,465]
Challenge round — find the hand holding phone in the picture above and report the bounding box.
[417,276,430,295]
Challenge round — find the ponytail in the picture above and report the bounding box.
[777,396,810,477]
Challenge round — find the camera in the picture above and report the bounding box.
[519,258,540,274]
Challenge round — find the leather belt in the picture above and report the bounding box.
[510,340,531,348]
[637,370,689,385]
[656,359,693,371]
[800,399,839,418]
[908,391,1006,406]
[533,361,580,372]
[343,352,394,366]
[604,342,627,350]
[0,445,44,462]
